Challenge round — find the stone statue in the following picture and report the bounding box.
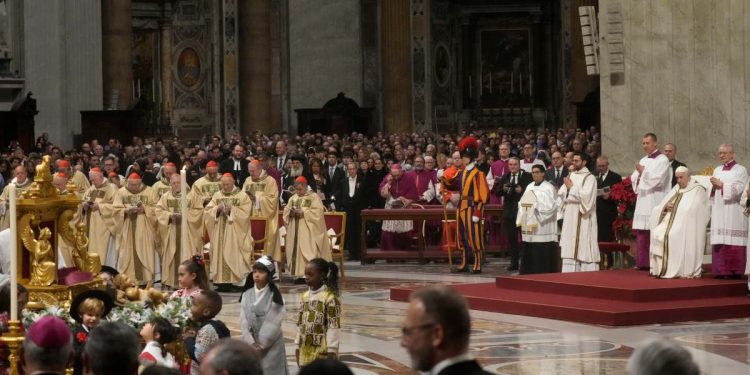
[21,225,57,286]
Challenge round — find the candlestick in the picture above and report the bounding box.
[530,74,533,97]
[180,169,188,256]
[8,185,17,321]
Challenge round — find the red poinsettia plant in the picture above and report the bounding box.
[609,176,637,238]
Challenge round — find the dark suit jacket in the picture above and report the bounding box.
[219,158,249,186]
[274,154,289,172]
[324,164,346,202]
[671,159,686,187]
[335,174,368,210]
[436,360,493,375]
[596,170,623,241]
[544,165,569,189]
[495,170,532,219]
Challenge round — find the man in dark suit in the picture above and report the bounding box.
[401,286,492,375]
[219,144,249,187]
[544,151,568,189]
[335,162,368,260]
[663,143,686,187]
[595,155,622,242]
[324,151,345,206]
[274,140,289,173]
[495,157,532,271]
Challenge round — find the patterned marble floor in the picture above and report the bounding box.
[216,261,750,375]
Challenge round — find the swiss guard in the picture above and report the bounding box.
[447,136,489,273]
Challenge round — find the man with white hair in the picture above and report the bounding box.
[205,173,253,290]
[649,167,709,278]
[710,144,748,279]
[626,339,699,375]
[81,168,119,268]
[631,133,671,270]
[0,165,32,231]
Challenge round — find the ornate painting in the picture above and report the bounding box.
[177,47,201,88]
[434,43,451,87]
[479,28,532,108]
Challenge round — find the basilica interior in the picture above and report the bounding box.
[1,0,750,374]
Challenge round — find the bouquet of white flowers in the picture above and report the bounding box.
[22,306,77,329]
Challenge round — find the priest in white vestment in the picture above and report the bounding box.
[558,153,599,272]
[649,167,709,278]
[630,133,671,270]
[710,144,748,279]
[517,165,559,274]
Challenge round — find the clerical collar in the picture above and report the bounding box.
[221,187,239,196]
[465,162,475,171]
[15,179,31,188]
[648,150,662,159]
[348,175,356,181]
[723,160,737,170]
[534,181,543,186]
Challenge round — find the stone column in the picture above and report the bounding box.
[381,0,412,134]
[239,0,272,135]
[101,0,133,109]
[160,20,172,121]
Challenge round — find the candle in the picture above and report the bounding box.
[180,169,188,256]
[530,74,533,97]
[9,185,17,320]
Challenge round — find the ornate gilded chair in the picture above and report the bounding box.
[249,218,268,261]
[324,212,347,279]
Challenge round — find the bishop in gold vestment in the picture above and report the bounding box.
[80,168,119,267]
[283,176,332,279]
[243,160,281,261]
[205,173,253,284]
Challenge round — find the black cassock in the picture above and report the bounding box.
[596,170,623,242]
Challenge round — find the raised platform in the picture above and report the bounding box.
[390,269,750,326]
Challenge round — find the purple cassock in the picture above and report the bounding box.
[379,173,420,251]
[266,166,283,195]
[406,168,437,203]
[488,159,510,248]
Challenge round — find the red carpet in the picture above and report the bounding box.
[390,269,750,326]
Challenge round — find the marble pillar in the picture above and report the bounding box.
[23,0,102,147]
[600,0,749,175]
[239,0,272,135]
[102,0,133,109]
[160,20,172,122]
[381,0,412,134]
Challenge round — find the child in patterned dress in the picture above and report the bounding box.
[170,256,209,300]
[183,289,230,375]
[295,258,342,366]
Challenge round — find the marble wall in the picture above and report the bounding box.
[289,0,362,130]
[22,0,102,148]
[600,0,749,175]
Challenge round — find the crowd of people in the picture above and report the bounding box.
[5,281,700,375]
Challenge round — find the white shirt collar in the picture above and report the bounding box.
[428,353,473,375]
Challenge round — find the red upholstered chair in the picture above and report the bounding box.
[249,218,268,261]
[324,212,346,279]
[278,213,286,271]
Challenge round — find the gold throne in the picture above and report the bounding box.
[15,156,104,310]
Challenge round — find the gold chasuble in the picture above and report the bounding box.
[0,179,32,230]
[155,189,204,286]
[242,174,281,261]
[150,178,172,249]
[81,181,118,263]
[70,170,91,195]
[110,185,158,283]
[204,187,253,283]
[191,174,222,242]
[283,191,332,278]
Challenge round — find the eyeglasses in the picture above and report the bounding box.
[401,323,436,336]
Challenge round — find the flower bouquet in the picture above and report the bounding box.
[22,305,77,329]
[609,176,637,240]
